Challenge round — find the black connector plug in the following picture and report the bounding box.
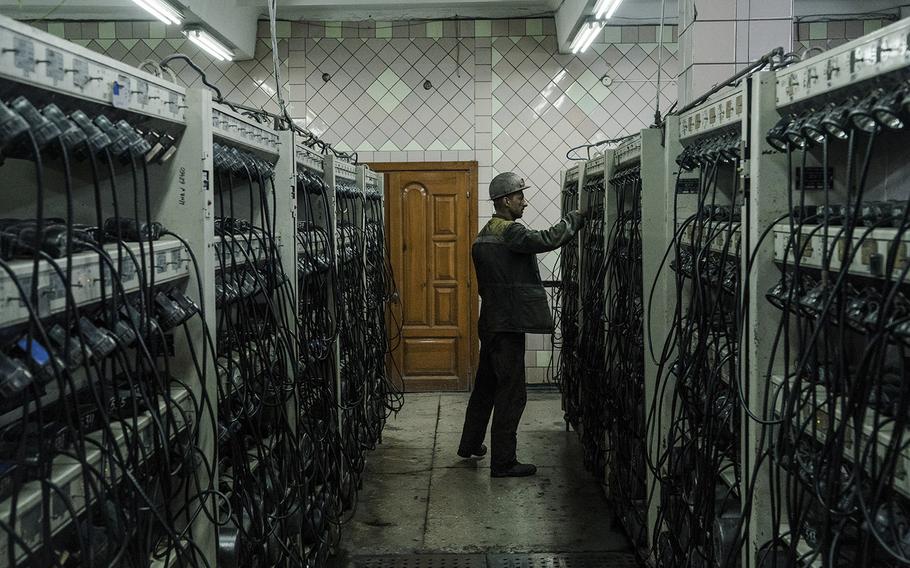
[104,217,163,242]
[78,317,117,360]
[0,353,32,397]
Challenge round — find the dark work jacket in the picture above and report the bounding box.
[473,212,585,334]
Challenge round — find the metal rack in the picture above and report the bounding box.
[600,14,910,568]
[0,13,388,567]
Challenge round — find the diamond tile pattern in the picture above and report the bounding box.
[491,36,677,235]
[39,17,684,276]
[304,37,475,152]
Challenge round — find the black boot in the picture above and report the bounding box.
[457,444,488,458]
[491,461,537,478]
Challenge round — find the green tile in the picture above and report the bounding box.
[527,19,542,36]
[475,20,491,37]
[47,22,65,38]
[390,80,411,102]
[99,21,115,39]
[366,80,387,102]
[378,68,399,88]
[535,350,551,367]
[603,26,621,43]
[376,22,392,38]
[565,82,585,103]
[864,19,882,34]
[149,22,165,38]
[325,22,341,38]
[809,22,826,40]
[577,69,598,90]
[427,21,442,39]
[378,91,399,112]
[276,21,291,38]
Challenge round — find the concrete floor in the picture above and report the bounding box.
[335,392,631,557]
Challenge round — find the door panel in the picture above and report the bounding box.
[377,162,477,392]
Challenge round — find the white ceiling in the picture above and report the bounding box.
[2,0,665,21]
[3,0,906,22]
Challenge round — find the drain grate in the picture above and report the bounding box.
[349,554,487,568]
[486,553,640,568]
[347,553,639,568]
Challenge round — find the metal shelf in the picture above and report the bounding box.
[0,385,195,565]
[0,238,190,328]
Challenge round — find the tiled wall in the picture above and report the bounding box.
[792,17,890,52]
[30,17,679,383]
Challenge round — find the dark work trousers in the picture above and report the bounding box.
[458,332,527,470]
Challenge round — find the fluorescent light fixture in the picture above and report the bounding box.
[593,0,625,19]
[571,21,603,54]
[183,28,234,61]
[131,0,182,25]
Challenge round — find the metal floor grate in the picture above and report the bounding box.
[347,553,639,568]
[349,555,487,568]
[487,553,640,568]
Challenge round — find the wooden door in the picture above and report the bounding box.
[372,162,478,392]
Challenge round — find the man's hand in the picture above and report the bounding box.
[575,206,589,219]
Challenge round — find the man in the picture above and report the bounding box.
[458,171,587,478]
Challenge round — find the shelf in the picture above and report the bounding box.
[0,17,186,124]
[770,375,910,498]
[776,17,910,108]
[0,238,190,328]
[773,223,910,279]
[0,385,195,565]
[679,221,741,256]
[214,232,272,271]
[212,104,280,157]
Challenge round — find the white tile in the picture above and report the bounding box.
[694,0,736,20]
[441,150,460,161]
[748,0,792,19]
[374,151,390,161]
[690,63,736,97]
[425,150,442,161]
[475,81,492,100]
[407,151,425,161]
[735,20,749,63]
[692,21,736,64]
[748,19,792,60]
[391,151,408,161]
[475,132,492,150]
[458,150,475,161]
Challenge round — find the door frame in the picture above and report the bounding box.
[369,161,479,391]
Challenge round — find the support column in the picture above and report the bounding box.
[679,0,793,105]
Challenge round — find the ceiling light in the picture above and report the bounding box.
[131,0,182,25]
[593,0,625,19]
[184,28,234,61]
[571,21,603,54]
[872,86,906,130]
[570,22,595,54]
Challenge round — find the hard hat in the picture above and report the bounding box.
[489,172,530,201]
